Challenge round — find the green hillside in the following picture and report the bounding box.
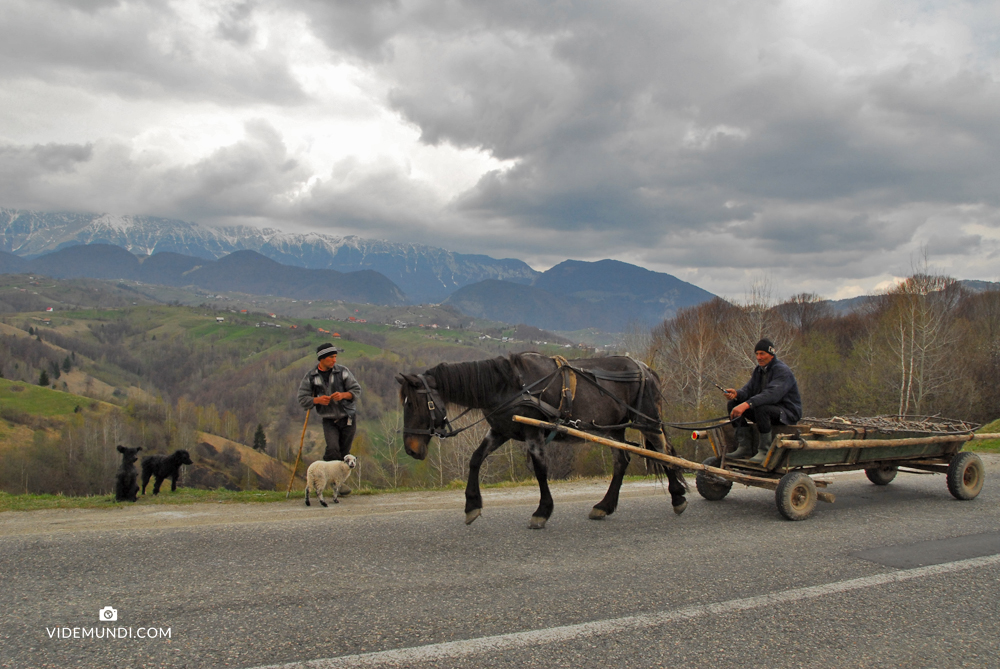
[0,378,98,416]
[0,275,603,498]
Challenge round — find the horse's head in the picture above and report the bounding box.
[396,372,442,460]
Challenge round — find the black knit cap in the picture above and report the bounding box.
[754,338,776,355]
[316,343,341,360]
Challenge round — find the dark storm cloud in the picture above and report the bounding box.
[290,0,1000,280]
[0,0,306,104]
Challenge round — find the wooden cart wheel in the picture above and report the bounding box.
[775,471,817,521]
[946,452,985,500]
[865,465,898,486]
[695,457,733,501]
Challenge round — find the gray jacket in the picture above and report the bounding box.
[297,364,362,421]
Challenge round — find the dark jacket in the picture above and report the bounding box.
[297,364,362,421]
[735,357,802,424]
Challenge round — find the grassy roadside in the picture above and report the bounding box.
[969,418,1000,453]
[0,477,549,513]
[0,473,682,513]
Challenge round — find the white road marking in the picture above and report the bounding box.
[249,553,1000,669]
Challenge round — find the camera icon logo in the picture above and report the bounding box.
[99,606,118,622]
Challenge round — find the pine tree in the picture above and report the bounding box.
[38,369,49,386]
[253,424,267,452]
[62,356,72,372]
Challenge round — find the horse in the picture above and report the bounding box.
[396,351,688,529]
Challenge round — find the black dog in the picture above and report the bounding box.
[141,450,194,495]
[114,445,142,502]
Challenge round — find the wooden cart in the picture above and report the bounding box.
[513,415,996,521]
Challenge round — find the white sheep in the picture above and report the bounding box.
[304,454,357,507]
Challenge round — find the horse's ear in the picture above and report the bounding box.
[137,446,142,451]
[117,445,125,453]
[395,373,407,385]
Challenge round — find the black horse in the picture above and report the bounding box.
[397,352,687,529]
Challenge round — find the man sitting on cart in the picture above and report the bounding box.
[724,338,802,464]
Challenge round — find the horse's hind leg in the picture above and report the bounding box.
[464,431,507,525]
[590,446,630,519]
[646,431,688,515]
[526,437,554,529]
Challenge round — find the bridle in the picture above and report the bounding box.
[401,374,467,439]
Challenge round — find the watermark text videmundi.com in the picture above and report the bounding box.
[46,607,171,641]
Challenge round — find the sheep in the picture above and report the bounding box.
[141,449,194,495]
[114,445,142,502]
[305,454,357,507]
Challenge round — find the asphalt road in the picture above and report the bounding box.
[1,456,999,669]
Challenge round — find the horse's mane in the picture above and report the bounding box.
[426,355,522,408]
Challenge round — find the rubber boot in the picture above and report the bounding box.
[728,427,755,459]
[748,431,772,464]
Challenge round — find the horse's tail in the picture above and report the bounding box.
[646,430,689,492]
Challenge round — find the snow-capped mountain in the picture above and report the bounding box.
[0,209,539,303]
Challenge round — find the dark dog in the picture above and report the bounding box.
[114,445,142,502]
[141,449,194,495]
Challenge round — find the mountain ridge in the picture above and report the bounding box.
[8,244,407,306]
[0,208,538,303]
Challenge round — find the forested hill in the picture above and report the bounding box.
[0,274,598,497]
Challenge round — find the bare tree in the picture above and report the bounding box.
[878,273,963,415]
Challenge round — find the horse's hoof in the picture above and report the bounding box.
[673,500,688,515]
[528,516,547,529]
[588,508,607,520]
[465,509,482,525]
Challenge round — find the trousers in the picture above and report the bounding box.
[321,416,356,461]
[728,400,785,433]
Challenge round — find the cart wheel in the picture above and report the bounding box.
[946,452,985,500]
[775,472,817,521]
[696,457,733,501]
[865,465,898,486]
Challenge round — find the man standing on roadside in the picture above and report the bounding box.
[724,338,801,464]
[297,343,362,494]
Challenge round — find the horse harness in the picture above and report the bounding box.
[403,356,661,439]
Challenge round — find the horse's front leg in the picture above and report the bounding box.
[526,436,554,529]
[464,430,507,525]
[590,437,630,520]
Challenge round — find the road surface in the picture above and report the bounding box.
[1,457,998,668]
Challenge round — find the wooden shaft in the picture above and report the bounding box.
[776,434,980,450]
[285,410,311,498]
[514,416,837,503]
[514,416,779,489]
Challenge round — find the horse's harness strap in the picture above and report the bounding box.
[552,355,577,420]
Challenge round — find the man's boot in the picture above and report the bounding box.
[748,431,772,464]
[728,427,755,459]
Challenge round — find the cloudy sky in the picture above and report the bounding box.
[2,0,999,299]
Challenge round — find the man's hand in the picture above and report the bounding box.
[724,388,737,401]
[730,401,750,420]
[330,392,352,402]
[313,395,332,406]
